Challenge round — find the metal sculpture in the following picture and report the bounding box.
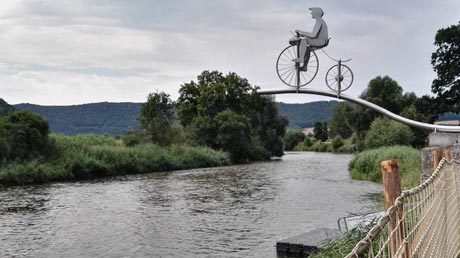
[276,7,354,94]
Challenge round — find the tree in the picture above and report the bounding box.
[364,118,414,149]
[349,76,405,133]
[284,130,305,151]
[329,102,353,139]
[313,121,328,142]
[139,92,175,146]
[214,110,251,162]
[176,71,288,162]
[431,21,460,112]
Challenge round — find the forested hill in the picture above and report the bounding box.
[0,98,16,117]
[15,102,142,135]
[14,101,339,135]
[277,101,338,129]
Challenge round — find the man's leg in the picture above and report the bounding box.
[292,38,307,62]
[299,47,311,71]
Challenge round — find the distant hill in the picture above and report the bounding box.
[15,102,142,135]
[14,101,338,135]
[0,98,16,117]
[277,100,338,129]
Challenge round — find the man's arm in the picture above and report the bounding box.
[296,20,322,38]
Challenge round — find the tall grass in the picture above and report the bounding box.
[349,146,421,189]
[0,134,231,186]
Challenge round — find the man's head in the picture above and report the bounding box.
[309,7,324,18]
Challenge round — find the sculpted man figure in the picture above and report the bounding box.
[291,7,329,71]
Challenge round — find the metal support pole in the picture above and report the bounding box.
[337,59,342,99]
[296,43,300,92]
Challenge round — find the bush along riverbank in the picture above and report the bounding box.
[0,134,231,186]
[348,145,421,189]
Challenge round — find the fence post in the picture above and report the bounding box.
[381,160,407,258]
[433,149,443,171]
[443,149,452,162]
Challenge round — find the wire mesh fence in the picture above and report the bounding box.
[345,158,460,258]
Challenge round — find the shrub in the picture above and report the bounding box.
[364,118,414,149]
[332,135,344,150]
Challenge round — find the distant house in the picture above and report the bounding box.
[434,120,460,126]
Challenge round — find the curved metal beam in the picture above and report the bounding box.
[257,88,460,133]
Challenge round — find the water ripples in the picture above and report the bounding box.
[0,152,381,258]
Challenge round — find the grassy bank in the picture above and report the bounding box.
[0,135,231,186]
[349,145,421,189]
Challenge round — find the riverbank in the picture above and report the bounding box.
[349,145,421,189]
[0,134,231,186]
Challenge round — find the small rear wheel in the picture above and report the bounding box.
[325,64,353,92]
[276,45,319,87]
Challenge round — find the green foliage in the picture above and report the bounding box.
[361,76,404,114]
[0,134,231,186]
[431,21,460,112]
[332,135,344,150]
[0,111,53,161]
[364,118,414,149]
[284,130,305,151]
[139,92,175,146]
[351,132,365,152]
[349,146,421,189]
[304,137,315,147]
[329,102,353,139]
[214,110,251,163]
[176,70,287,163]
[258,100,288,157]
[276,101,338,129]
[314,121,328,142]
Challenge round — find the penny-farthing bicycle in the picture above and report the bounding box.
[276,35,354,93]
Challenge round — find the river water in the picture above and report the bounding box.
[0,152,382,258]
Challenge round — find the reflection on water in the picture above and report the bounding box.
[0,152,382,258]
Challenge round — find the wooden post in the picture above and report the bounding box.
[433,149,443,171]
[443,149,452,162]
[381,160,407,258]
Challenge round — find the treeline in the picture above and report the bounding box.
[277,101,337,129]
[16,102,142,135]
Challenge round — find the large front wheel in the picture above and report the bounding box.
[276,45,319,87]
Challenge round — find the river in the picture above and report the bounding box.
[0,152,382,258]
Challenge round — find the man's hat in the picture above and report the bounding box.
[309,7,324,16]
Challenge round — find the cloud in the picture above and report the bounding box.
[0,0,459,105]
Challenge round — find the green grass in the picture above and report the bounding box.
[349,145,421,189]
[0,134,231,186]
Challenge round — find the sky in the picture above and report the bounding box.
[0,0,459,105]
